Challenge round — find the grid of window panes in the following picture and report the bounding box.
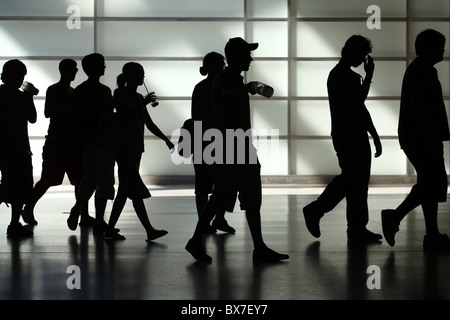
[0,0,448,184]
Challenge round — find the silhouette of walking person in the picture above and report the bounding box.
[185,37,289,262]
[382,29,450,250]
[67,53,116,236]
[302,35,383,243]
[22,59,94,226]
[0,59,38,237]
[104,62,172,241]
[191,52,235,234]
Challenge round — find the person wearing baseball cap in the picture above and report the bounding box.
[185,37,289,263]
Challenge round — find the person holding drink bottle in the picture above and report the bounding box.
[0,59,38,237]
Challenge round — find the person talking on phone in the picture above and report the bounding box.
[302,35,383,243]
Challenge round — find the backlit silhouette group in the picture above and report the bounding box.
[0,29,449,263]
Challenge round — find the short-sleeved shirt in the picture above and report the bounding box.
[398,58,450,146]
[45,82,76,137]
[113,88,146,153]
[327,62,371,142]
[0,85,34,154]
[212,68,257,165]
[71,80,113,146]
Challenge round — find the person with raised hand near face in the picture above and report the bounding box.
[302,35,383,243]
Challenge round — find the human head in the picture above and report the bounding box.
[117,62,145,88]
[1,59,27,88]
[59,59,78,81]
[341,35,373,67]
[200,52,225,76]
[81,53,105,78]
[415,29,446,64]
[224,37,258,71]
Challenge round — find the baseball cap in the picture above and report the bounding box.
[225,37,259,57]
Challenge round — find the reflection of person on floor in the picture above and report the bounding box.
[186,37,289,262]
[104,62,173,241]
[67,53,116,236]
[191,52,235,234]
[0,59,37,237]
[382,29,450,251]
[303,35,383,243]
[22,59,94,227]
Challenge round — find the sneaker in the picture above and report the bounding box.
[22,208,38,225]
[253,246,289,262]
[185,238,212,262]
[104,229,126,240]
[79,215,96,227]
[7,222,33,238]
[67,206,81,231]
[303,204,321,238]
[423,233,450,251]
[381,209,399,247]
[205,225,217,234]
[347,228,382,243]
[146,229,168,242]
[212,218,236,233]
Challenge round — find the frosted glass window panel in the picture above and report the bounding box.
[446,142,450,174]
[0,21,94,57]
[102,60,204,98]
[30,140,45,177]
[292,61,335,97]
[145,100,191,138]
[290,100,331,136]
[96,0,244,18]
[254,139,288,175]
[352,61,405,97]
[141,140,194,176]
[408,0,450,17]
[371,139,406,175]
[408,22,450,58]
[365,100,400,136]
[97,21,243,58]
[0,0,94,17]
[436,62,450,97]
[28,100,48,137]
[291,140,340,175]
[246,0,288,18]
[247,22,288,58]
[246,61,288,97]
[293,22,406,57]
[291,0,406,18]
[250,100,288,136]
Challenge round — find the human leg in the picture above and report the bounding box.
[22,179,49,225]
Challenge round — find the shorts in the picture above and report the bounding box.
[0,151,33,204]
[211,163,262,212]
[77,142,115,201]
[193,162,214,195]
[40,136,84,186]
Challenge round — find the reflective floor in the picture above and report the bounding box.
[1,185,450,304]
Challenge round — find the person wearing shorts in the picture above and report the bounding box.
[22,59,94,226]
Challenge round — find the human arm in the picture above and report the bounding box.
[144,108,174,150]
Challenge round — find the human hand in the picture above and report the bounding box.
[166,140,175,150]
[364,55,375,77]
[144,91,158,106]
[245,82,257,95]
[374,137,382,158]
